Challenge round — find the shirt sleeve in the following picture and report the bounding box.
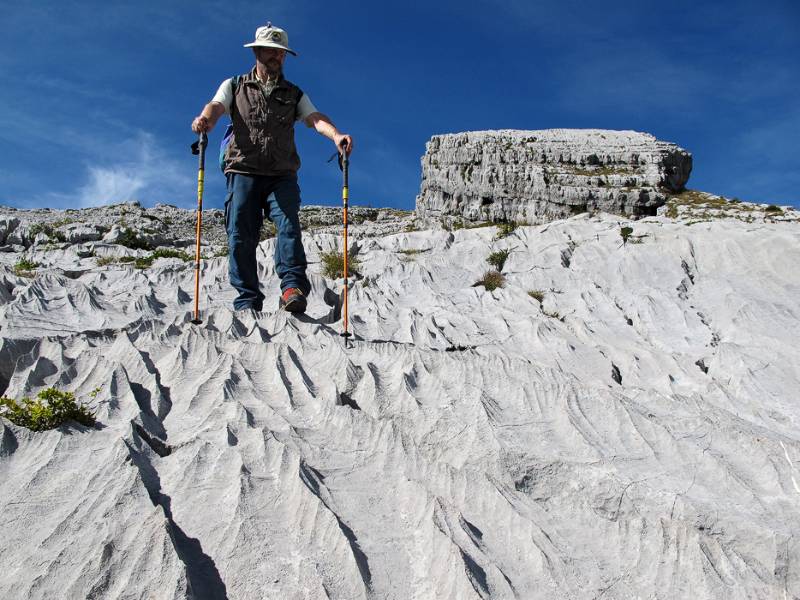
[296,93,318,122]
[211,79,234,115]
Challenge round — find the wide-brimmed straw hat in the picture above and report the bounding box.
[244,22,297,56]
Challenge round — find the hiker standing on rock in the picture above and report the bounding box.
[191,23,353,314]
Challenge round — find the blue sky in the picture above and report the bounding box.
[1,0,798,211]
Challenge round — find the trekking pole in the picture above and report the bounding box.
[190,131,208,325]
[339,140,352,346]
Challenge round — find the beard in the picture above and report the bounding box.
[263,60,281,77]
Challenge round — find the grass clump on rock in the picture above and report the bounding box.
[0,387,96,431]
[134,248,192,269]
[260,221,277,241]
[528,290,545,303]
[474,270,505,291]
[487,249,510,272]
[495,222,519,238]
[320,249,360,279]
[14,258,39,277]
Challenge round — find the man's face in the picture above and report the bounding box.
[255,47,286,75]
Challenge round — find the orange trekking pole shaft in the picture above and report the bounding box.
[340,141,352,344]
[190,132,208,325]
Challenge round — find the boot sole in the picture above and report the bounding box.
[281,298,307,314]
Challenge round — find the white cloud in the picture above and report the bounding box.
[41,131,195,208]
[77,165,147,207]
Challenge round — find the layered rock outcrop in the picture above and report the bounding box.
[416,129,692,223]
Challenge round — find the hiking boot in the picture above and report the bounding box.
[280,288,307,314]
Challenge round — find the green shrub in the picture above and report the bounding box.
[29,223,49,238]
[487,249,511,272]
[320,249,360,279]
[528,290,545,303]
[474,270,505,291]
[14,258,39,277]
[117,227,150,250]
[95,256,117,266]
[0,387,96,431]
[765,205,783,214]
[620,226,633,245]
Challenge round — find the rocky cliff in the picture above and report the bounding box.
[416,129,692,223]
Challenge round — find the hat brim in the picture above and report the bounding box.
[244,41,297,56]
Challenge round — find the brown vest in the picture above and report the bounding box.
[223,69,303,176]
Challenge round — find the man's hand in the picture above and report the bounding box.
[334,134,353,156]
[191,103,225,133]
[192,115,210,133]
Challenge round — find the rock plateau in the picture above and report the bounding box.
[416,129,692,224]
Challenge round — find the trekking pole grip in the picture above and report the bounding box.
[339,140,349,186]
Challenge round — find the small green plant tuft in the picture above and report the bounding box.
[487,249,511,272]
[473,269,505,291]
[134,248,192,269]
[0,387,96,432]
[259,221,277,241]
[664,202,679,218]
[320,249,361,279]
[528,290,545,303]
[764,205,783,214]
[495,221,519,238]
[14,258,39,277]
[620,226,633,245]
[398,249,423,257]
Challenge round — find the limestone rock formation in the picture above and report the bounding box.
[0,202,414,255]
[1,200,800,599]
[416,129,692,223]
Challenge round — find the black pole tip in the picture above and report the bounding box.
[190,319,203,325]
[340,331,352,338]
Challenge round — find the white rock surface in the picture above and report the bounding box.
[1,207,799,599]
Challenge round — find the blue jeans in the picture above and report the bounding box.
[224,173,311,311]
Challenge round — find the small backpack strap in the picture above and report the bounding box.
[228,75,241,117]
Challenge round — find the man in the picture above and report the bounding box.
[191,22,353,314]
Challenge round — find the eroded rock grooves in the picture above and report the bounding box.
[1,200,800,599]
[416,129,692,223]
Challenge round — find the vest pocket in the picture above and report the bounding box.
[271,95,296,123]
